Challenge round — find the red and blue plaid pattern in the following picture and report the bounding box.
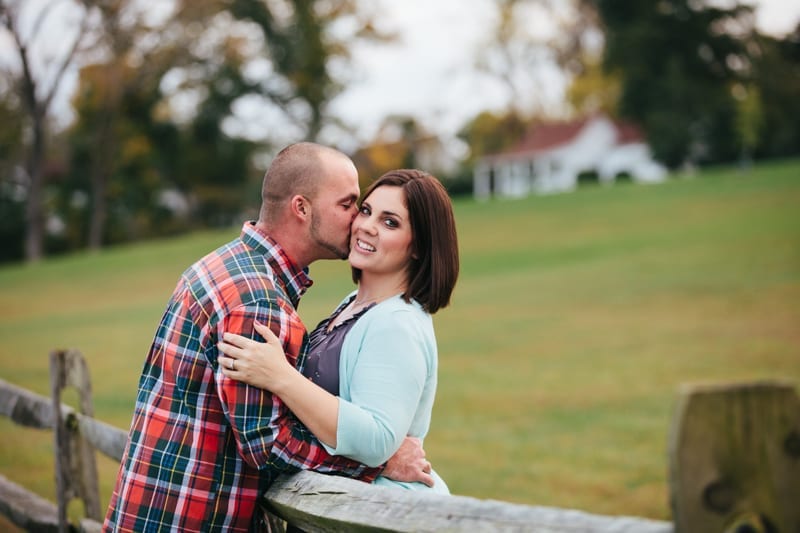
[103,222,380,532]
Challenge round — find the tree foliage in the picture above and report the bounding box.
[458,110,529,162]
[593,0,755,167]
[747,25,800,159]
[1,0,389,262]
[565,53,621,117]
[0,0,96,261]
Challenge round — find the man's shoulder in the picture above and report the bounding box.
[181,237,287,303]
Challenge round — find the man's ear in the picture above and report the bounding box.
[290,195,309,219]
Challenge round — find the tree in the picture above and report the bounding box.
[222,0,391,142]
[6,0,392,258]
[565,53,621,117]
[0,0,95,261]
[476,0,603,118]
[451,110,529,196]
[174,51,258,229]
[61,0,388,248]
[0,83,26,262]
[350,116,440,190]
[748,25,800,159]
[67,59,184,246]
[732,83,763,167]
[66,0,199,248]
[144,0,391,226]
[476,0,557,117]
[458,110,529,163]
[593,0,755,167]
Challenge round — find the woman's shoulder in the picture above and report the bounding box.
[346,296,432,339]
[368,295,430,323]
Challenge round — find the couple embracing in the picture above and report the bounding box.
[103,142,460,532]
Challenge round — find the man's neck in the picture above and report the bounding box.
[255,220,311,270]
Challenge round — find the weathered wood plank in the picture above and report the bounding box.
[51,349,103,523]
[77,414,128,463]
[0,377,55,428]
[0,378,127,462]
[668,380,800,533]
[0,473,60,532]
[264,470,673,532]
[0,473,103,533]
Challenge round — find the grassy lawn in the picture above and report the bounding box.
[1,159,798,524]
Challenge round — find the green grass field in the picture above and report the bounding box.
[1,159,798,525]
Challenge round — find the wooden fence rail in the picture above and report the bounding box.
[1,349,798,532]
[0,374,672,532]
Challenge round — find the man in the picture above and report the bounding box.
[104,143,431,532]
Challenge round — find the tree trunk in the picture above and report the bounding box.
[24,108,45,263]
[88,137,110,251]
[88,173,107,251]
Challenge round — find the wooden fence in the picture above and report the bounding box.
[1,349,798,532]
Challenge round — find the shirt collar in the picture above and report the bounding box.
[240,221,313,307]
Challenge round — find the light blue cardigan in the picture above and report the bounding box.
[323,293,449,493]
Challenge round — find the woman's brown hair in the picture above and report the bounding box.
[352,169,459,314]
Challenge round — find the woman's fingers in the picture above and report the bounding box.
[221,331,251,348]
[218,355,237,372]
[217,340,243,359]
[254,321,281,344]
[219,322,284,385]
[222,321,280,351]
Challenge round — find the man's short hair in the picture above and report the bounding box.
[259,142,347,224]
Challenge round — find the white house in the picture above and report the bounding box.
[473,115,667,200]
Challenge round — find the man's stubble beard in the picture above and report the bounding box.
[310,212,350,260]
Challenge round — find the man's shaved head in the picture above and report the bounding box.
[259,142,353,225]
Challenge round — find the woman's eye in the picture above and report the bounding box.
[359,206,370,215]
[384,218,399,228]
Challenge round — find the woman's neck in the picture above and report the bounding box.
[327,274,406,332]
[353,273,407,307]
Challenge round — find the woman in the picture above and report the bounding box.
[218,169,459,492]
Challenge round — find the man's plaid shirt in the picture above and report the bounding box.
[103,222,380,532]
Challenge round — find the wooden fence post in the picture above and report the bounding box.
[50,349,102,532]
[668,380,800,533]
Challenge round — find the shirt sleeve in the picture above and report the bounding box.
[216,298,381,482]
[329,310,429,466]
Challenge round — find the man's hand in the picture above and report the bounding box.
[382,436,434,487]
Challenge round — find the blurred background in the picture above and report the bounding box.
[1,0,798,263]
[1,0,799,528]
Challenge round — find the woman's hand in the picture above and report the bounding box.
[218,321,294,392]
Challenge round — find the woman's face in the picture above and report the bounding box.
[348,185,414,278]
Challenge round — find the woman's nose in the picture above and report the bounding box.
[359,216,378,234]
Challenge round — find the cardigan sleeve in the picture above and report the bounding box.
[328,308,430,466]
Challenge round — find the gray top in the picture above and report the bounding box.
[302,296,375,395]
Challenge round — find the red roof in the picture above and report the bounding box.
[614,121,645,144]
[487,116,645,160]
[509,119,589,154]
